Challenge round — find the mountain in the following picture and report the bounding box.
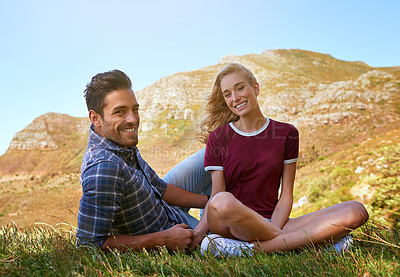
[0,49,399,227]
[137,49,400,169]
[0,112,90,174]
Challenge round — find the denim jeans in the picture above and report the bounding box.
[162,148,211,229]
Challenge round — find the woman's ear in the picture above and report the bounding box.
[89,110,102,127]
[254,82,260,96]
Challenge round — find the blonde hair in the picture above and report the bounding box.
[196,63,257,144]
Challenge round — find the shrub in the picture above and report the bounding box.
[329,166,354,187]
[369,177,400,224]
[306,176,332,202]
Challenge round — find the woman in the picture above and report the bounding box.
[194,63,369,257]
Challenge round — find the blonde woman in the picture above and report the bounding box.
[194,63,369,257]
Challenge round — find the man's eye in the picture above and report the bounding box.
[238,86,244,90]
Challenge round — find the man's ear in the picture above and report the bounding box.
[89,110,102,127]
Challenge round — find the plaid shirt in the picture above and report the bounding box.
[76,126,187,247]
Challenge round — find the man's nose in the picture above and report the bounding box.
[126,110,138,123]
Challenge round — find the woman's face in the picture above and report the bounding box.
[220,71,259,117]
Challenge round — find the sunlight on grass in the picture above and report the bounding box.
[0,221,399,276]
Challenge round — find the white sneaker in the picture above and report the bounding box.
[200,234,254,257]
[326,234,353,253]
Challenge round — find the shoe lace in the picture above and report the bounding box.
[213,238,250,256]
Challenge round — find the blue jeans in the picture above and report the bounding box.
[162,148,211,229]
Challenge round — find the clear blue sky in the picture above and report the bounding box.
[0,0,399,156]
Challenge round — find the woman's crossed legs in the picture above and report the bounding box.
[207,192,369,253]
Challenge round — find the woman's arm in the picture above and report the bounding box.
[209,170,227,198]
[270,162,297,229]
[190,170,227,249]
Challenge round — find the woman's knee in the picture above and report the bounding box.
[208,192,238,218]
[345,201,369,227]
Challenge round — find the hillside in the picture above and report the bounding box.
[0,113,90,175]
[0,49,399,227]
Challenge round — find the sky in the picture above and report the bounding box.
[0,0,399,156]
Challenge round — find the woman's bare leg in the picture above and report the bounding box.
[207,192,284,241]
[283,201,368,233]
[253,201,369,253]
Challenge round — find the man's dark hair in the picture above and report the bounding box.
[84,70,132,117]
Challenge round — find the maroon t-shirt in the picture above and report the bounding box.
[204,118,299,218]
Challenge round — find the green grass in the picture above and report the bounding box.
[1,221,399,276]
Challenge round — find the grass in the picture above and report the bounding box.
[1,221,399,276]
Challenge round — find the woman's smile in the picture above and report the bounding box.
[235,101,248,110]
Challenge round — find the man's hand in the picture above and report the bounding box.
[162,223,194,251]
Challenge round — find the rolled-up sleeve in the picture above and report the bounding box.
[76,161,125,248]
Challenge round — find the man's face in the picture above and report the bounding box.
[95,89,140,148]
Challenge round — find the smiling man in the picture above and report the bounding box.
[89,88,140,148]
[76,70,211,251]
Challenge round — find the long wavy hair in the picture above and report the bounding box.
[196,63,258,144]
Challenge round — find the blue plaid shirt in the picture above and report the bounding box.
[76,126,187,247]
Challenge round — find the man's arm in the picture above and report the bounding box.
[162,183,208,208]
[101,223,194,252]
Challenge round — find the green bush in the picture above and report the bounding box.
[380,143,400,178]
[369,177,400,224]
[306,176,332,202]
[367,143,400,224]
[329,166,353,184]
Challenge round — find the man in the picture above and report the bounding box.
[76,69,211,251]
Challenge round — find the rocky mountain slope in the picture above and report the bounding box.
[0,49,399,227]
[0,113,90,174]
[137,49,398,132]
